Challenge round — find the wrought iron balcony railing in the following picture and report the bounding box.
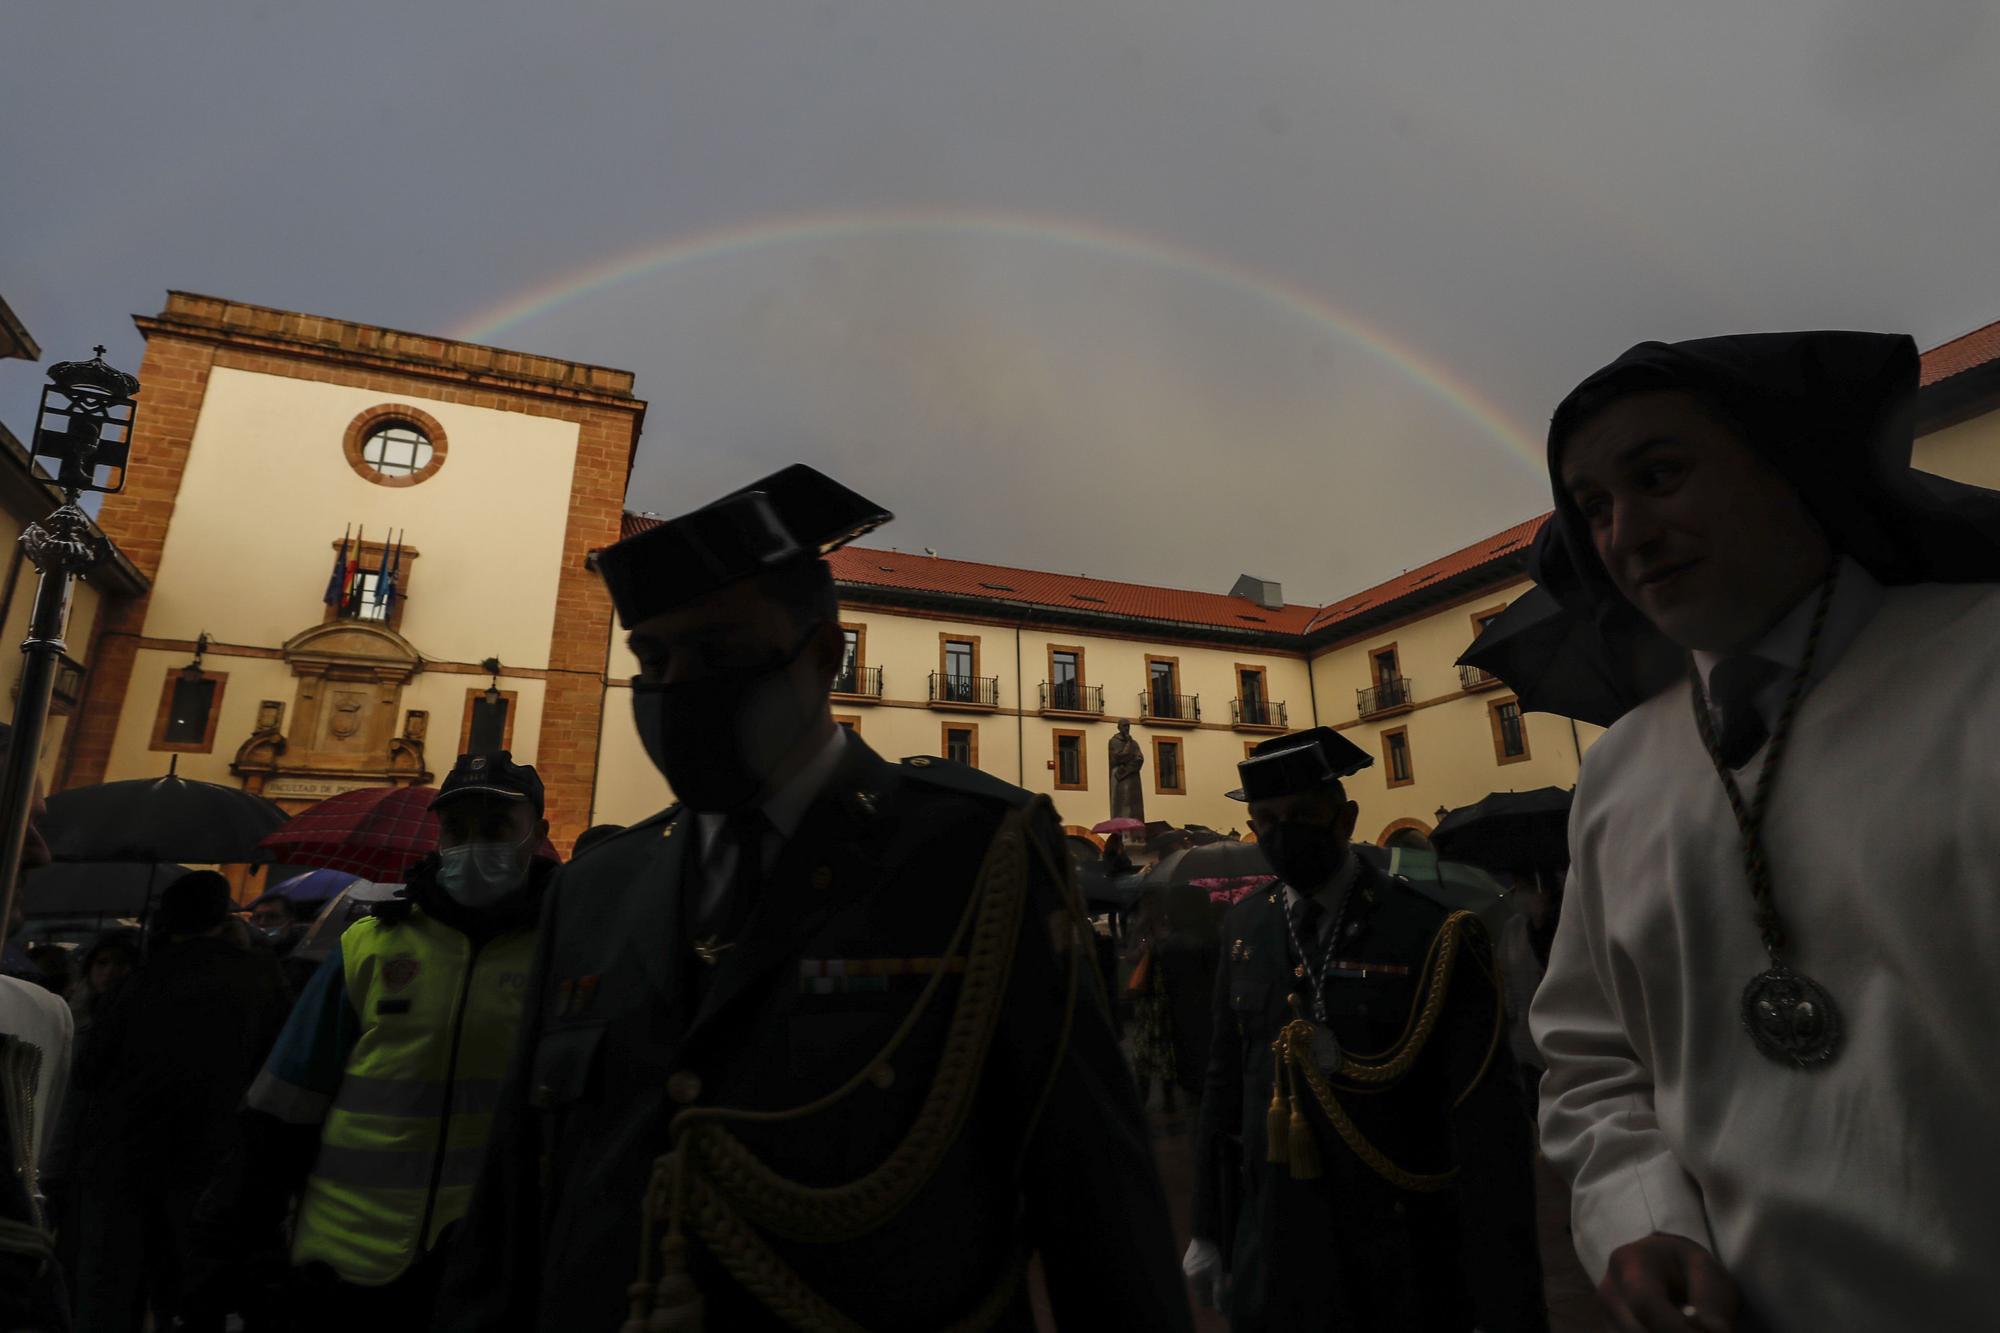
[1357,676,1414,717]
[1458,663,1501,691]
[930,672,1000,707]
[1041,681,1105,714]
[1140,691,1201,723]
[1232,698,1288,729]
[833,665,885,698]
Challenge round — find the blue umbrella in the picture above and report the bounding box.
[269,867,362,905]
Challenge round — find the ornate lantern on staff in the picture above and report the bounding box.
[0,347,139,951]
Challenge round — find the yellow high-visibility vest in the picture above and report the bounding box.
[290,908,536,1285]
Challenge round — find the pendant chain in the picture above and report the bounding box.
[1686,575,1836,962]
[1280,867,1357,1022]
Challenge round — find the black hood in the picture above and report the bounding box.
[1530,330,2000,707]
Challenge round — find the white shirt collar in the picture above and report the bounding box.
[695,725,849,860]
[1690,556,1884,727]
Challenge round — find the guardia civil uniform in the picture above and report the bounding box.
[1192,730,1547,1332]
[437,466,1191,1332]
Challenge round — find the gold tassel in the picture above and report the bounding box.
[1266,1047,1292,1167]
[1288,1098,1322,1180]
[643,1236,705,1333]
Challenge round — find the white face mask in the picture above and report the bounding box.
[435,833,533,908]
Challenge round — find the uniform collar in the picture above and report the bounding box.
[696,724,849,860]
[1690,555,1884,729]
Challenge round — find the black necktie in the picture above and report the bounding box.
[1292,895,1326,955]
[701,809,770,943]
[1709,656,1784,769]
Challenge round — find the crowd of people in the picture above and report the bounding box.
[0,327,1995,1332]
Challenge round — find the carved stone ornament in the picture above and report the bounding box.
[232,620,432,804]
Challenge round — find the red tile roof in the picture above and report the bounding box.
[1303,514,1550,635]
[826,546,1323,633]
[620,511,665,541]
[1920,318,2000,388]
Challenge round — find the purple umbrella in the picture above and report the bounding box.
[270,867,363,905]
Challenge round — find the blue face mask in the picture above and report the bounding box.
[436,834,533,908]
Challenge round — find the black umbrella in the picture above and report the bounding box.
[1431,788,1574,874]
[43,768,290,864]
[19,861,192,917]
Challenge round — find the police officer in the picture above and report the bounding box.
[198,753,557,1331]
[1186,728,1547,1332]
[436,465,1191,1332]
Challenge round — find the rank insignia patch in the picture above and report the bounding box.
[798,957,966,994]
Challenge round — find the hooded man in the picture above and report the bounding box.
[436,464,1191,1332]
[1187,728,1546,1333]
[1528,331,2000,1332]
[197,752,557,1332]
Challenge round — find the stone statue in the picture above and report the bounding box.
[1108,720,1146,824]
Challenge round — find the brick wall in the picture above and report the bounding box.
[64,332,218,791]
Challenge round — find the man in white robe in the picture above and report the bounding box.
[1523,331,2000,1332]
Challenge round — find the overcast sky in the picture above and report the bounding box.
[5,0,1996,605]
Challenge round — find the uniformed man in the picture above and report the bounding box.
[1187,727,1547,1332]
[436,465,1191,1332]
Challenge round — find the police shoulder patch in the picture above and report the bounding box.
[897,756,1036,809]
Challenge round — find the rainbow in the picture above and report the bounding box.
[455,209,1543,466]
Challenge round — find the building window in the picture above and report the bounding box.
[1491,698,1531,764]
[361,423,434,478]
[834,714,861,735]
[1372,647,1399,687]
[835,624,865,694]
[1382,727,1414,788]
[342,404,449,489]
[324,537,418,632]
[1154,738,1185,795]
[150,667,228,754]
[942,723,978,767]
[1054,730,1087,790]
[1050,646,1082,712]
[460,688,518,754]
[1145,655,1192,721]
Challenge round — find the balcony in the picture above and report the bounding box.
[1139,691,1202,726]
[833,665,885,700]
[1232,698,1288,730]
[1458,663,1503,693]
[929,672,1000,710]
[1357,676,1415,718]
[1040,681,1105,716]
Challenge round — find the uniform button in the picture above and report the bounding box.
[667,1071,703,1105]
[868,1063,895,1090]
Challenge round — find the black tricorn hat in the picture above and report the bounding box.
[596,464,893,629]
[1226,726,1373,802]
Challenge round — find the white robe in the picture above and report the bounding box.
[1532,579,2000,1331]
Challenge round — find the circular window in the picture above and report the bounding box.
[360,423,434,478]
[343,404,448,488]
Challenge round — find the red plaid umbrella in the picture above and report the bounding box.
[257,786,441,882]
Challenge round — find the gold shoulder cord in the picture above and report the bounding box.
[1265,910,1506,1194]
[623,803,1088,1333]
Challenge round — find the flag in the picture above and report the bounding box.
[380,529,403,618]
[323,524,351,607]
[375,529,397,618]
[343,525,366,617]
